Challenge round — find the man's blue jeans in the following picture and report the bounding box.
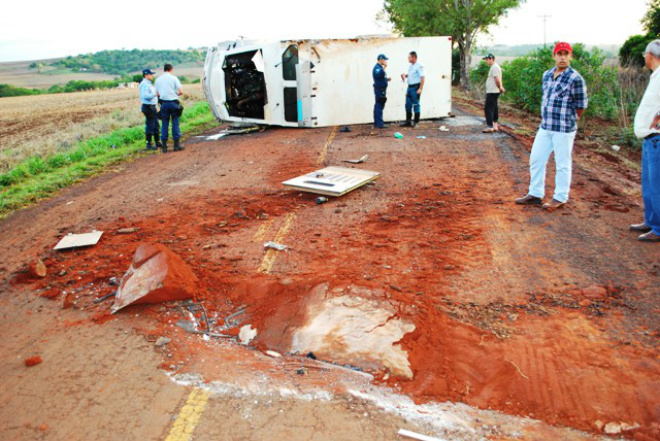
[160,101,181,142]
[405,85,421,113]
[642,135,660,235]
[374,87,387,127]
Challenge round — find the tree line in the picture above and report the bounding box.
[49,48,205,75]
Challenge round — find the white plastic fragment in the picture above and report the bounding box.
[239,325,257,346]
[398,428,445,441]
[264,241,288,251]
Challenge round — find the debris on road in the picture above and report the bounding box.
[116,227,139,234]
[439,125,449,132]
[343,154,369,164]
[175,319,230,338]
[93,292,116,304]
[339,126,352,133]
[316,197,329,205]
[283,166,380,197]
[394,132,404,139]
[416,136,426,139]
[111,243,199,313]
[611,145,621,152]
[24,356,43,367]
[155,337,171,347]
[264,241,288,251]
[28,258,47,278]
[398,428,444,441]
[265,350,282,358]
[239,324,257,345]
[343,155,368,164]
[53,230,103,251]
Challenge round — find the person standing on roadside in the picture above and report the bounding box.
[482,54,505,133]
[400,51,425,128]
[373,53,391,129]
[515,42,588,211]
[139,69,161,151]
[630,40,660,242]
[155,64,184,153]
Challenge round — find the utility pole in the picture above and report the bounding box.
[538,14,552,48]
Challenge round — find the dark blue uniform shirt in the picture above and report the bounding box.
[373,63,388,91]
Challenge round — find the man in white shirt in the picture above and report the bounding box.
[482,54,505,133]
[632,40,660,242]
[155,64,184,152]
[400,51,425,128]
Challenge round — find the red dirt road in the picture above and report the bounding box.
[1,106,659,440]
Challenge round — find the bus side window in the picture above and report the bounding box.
[282,45,299,81]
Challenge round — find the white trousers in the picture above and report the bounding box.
[528,128,577,203]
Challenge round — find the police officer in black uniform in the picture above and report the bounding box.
[373,54,391,129]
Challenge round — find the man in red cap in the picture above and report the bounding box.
[515,42,588,211]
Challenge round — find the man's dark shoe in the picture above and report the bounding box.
[412,112,421,127]
[515,194,543,205]
[156,140,163,148]
[173,140,185,151]
[161,140,168,153]
[374,124,390,129]
[630,222,652,232]
[542,199,565,212]
[145,142,156,151]
[400,111,412,127]
[638,231,660,242]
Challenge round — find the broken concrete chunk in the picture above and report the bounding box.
[155,337,171,347]
[604,422,622,435]
[28,258,47,278]
[111,243,199,314]
[239,325,257,346]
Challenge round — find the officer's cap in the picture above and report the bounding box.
[142,68,156,76]
[377,54,389,61]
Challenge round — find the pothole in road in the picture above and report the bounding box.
[271,284,415,379]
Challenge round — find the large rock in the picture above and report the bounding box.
[111,243,198,313]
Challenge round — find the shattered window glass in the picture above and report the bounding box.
[282,45,299,81]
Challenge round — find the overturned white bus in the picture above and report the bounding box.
[202,36,452,128]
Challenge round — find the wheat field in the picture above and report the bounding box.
[0,84,205,172]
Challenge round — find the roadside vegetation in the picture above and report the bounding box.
[0,85,215,217]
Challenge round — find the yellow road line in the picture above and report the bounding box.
[165,388,210,441]
[316,127,337,165]
[258,212,297,274]
[253,218,275,242]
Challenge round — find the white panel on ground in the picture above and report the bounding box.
[282,166,380,197]
[53,231,103,250]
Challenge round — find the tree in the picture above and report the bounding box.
[620,34,657,67]
[384,0,525,90]
[643,0,660,36]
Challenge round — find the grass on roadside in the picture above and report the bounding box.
[0,101,216,218]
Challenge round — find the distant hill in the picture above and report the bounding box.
[50,49,205,75]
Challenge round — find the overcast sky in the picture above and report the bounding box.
[0,0,648,62]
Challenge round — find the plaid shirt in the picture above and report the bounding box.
[540,66,588,133]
